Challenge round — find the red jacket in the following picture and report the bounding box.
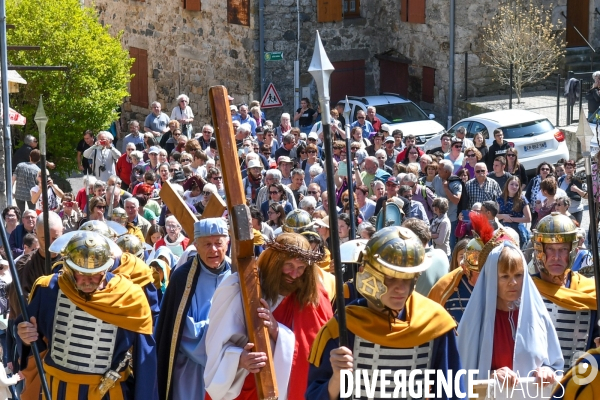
[116,154,133,186]
[396,146,425,163]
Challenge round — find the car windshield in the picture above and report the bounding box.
[375,103,429,124]
[501,119,554,139]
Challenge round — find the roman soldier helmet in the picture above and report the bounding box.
[111,207,128,225]
[79,220,118,240]
[63,231,116,275]
[532,212,579,277]
[464,212,518,272]
[358,226,429,309]
[282,209,314,233]
[116,234,144,258]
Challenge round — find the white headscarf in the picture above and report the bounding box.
[457,240,564,379]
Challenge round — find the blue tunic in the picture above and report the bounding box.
[445,275,474,324]
[21,273,158,400]
[306,300,466,400]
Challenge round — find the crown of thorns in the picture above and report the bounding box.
[264,239,324,263]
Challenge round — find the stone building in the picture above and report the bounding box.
[87,0,600,129]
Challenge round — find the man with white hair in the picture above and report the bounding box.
[125,197,151,238]
[171,94,195,138]
[235,123,252,147]
[432,159,463,248]
[197,124,214,150]
[299,196,317,214]
[83,131,121,182]
[465,162,501,208]
[155,215,190,256]
[374,149,393,174]
[255,169,297,208]
[155,218,231,400]
[144,101,170,138]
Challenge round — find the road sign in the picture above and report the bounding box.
[260,83,283,109]
[264,52,283,61]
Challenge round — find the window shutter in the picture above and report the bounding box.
[184,0,201,11]
[401,0,408,22]
[318,0,342,22]
[408,0,425,24]
[228,0,250,26]
[129,47,149,108]
[422,66,435,103]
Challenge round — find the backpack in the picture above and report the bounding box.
[448,176,470,215]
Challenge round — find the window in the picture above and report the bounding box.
[129,47,148,108]
[317,0,342,22]
[228,0,250,26]
[422,66,435,103]
[343,0,360,18]
[468,122,488,139]
[401,0,425,24]
[183,0,201,11]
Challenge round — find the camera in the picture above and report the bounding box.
[99,165,106,172]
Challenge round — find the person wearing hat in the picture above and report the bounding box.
[445,137,465,174]
[306,227,464,399]
[531,213,598,371]
[17,231,156,400]
[383,135,399,169]
[183,176,204,206]
[204,233,332,400]
[242,157,264,206]
[146,146,161,172]
[155,218,231,400]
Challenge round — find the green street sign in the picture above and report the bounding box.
[264,52,284,61]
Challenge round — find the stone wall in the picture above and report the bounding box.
[86,0,260,130]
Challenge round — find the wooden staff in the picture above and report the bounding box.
[209,86,278,400]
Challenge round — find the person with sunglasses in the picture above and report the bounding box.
[505,148,528,189]
[350,109,374,139]
[78,196,108,227]
[444,138,465,174]
[260,183,293,221]
[465,162,502,208]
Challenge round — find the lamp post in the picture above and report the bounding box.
[34,96,51,274]
[575,108,600,318]
[308,31,347,347]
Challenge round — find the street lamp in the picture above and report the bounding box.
[34,96,51,274]
[308,31,348,347]
[575,107,600,317]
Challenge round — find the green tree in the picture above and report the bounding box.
[7,0,132,175]
[481,0,565,103]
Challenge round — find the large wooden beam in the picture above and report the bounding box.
[209,86,278,400]
[159,181,227,238]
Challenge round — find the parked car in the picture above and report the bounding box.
[343,94,445,146]
[422,110,569,173]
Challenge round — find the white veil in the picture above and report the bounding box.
[457,240,564,379]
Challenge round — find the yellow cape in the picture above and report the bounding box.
[555,348,600,399]
[316,248,332,273]
[30,273,152,335]
[113,253,154,288]
[428,268,464,306]
[126,223,146,244]
[316,268,336,303]
[253,228,265,246]
[308,292,456,367]
[532,273,597,311]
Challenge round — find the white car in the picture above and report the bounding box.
[343,94,445,146]
[422,110,569,173]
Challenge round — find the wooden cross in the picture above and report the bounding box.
[209,86,278,400]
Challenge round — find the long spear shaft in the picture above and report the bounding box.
[0,219,51,399]
[584,155,600,319]
[309,31,348,347]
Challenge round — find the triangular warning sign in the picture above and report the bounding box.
[260,83,283,109]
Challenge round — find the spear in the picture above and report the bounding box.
[308,31,348,347]
[342,96,356,242]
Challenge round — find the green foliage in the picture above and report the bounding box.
[6,0,132,175]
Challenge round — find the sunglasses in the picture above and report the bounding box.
[466,154,476,157]
[540,168,550,171]
[212,176,223,180]
[96,205,106,210]
[202,191,212,196]
[506,154,516,158]
[475,169,486,173]
[173,133,181,136]
[202,130,212,134]
[452,144,462,148]
[307,150,317,154]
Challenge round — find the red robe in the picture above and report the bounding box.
[206,287,333,400]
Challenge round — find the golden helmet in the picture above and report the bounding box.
[357,226,429,308]
[532,212,579,275]
[115,234,144,258]
[64,231,115,275]
[464,236,484,271]
[79,220,118,240]
[111,207,128,225]
[282,209,314,233]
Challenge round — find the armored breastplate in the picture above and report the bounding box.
[352,335,433,399]
[542,298,591,370]
[50,290,118,374]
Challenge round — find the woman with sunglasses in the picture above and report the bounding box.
[505,148,528,189]
[260,183,293,221]
[266,203,285,229]
[401,144,421,166]
[461,146,482,179]
[554,196,579,226]
[445,139,465,174]
[78,196,107,227]
[301,143,324,186]
[159,120,180,155]
[496,176,531,248]
[557,159,587,224]
[340,190,363,227]
[525,162,554,207]
[193,183,218,215]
